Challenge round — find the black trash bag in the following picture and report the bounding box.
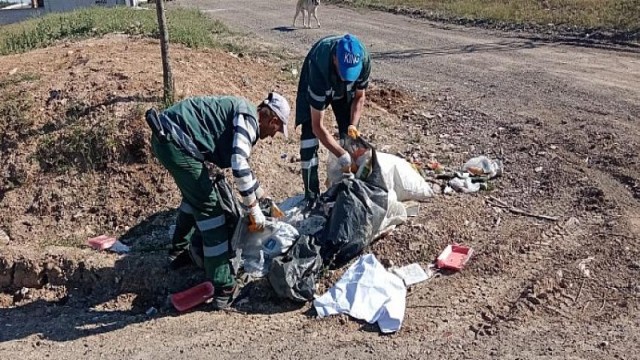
[318,142,388,269]
[268,235,323,303]
[190,173,243,269]
[212,172,243,238]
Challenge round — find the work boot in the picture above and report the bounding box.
[168,248,193,270]
[212,284,240,310]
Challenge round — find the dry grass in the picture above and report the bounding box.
[329,0,640,30]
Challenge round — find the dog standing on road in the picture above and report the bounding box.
[293,0,321,29]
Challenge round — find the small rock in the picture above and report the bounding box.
[0,230,10,244]
[599,341,609,349]
[550,145,557,150]
[628,261,640,270]
[291,68,298,76]
[535,166,543,173]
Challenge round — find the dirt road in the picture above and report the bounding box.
[179,0,639,127]
[1,1,639,359]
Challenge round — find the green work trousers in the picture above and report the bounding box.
[299,98,352,200]
[151,135,235,289]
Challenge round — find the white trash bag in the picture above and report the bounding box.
[377,152,435,201]
[232,218,300,277]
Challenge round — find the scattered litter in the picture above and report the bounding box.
[462,156,503,179]
[87,235,116,250]
[426,160,444,173]
[535,166,543,173]
[436,244,473,271]
[577,257,595,278]
[444,186,454,195]
[391,263,432,286]
[87,235,129,253]
[550,145,558,150]
[449,176,481,193]
[108,240,130,254]
[8,68,18,75]
[313,254,406,334]
[170,281,215,312]
[145,307,158,316]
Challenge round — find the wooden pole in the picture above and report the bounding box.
[155,0,174,106]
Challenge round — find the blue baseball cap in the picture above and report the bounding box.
[336,34,364,82]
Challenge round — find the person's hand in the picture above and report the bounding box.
[260,196,285,218]
[338,152,353,173]
[347,125,360,139]
[248,204,266,232]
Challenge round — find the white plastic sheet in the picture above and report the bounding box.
[313,254,407,333]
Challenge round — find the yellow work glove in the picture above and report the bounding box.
[347,125,360,139]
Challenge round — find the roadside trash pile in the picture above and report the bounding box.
[86,136,494,333]
[228,136,480,333]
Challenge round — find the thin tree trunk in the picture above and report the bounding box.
[155,0,174,105]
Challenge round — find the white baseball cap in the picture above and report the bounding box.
[262,92,290,137]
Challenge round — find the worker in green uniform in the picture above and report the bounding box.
[145,93,290,309]
[295,34,371,205]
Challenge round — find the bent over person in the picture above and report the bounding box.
[146,93,290,309]
[295,33,371,204]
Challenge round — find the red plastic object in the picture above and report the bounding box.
[87,235,117,250]
[170,282,215,312]
[436,244,473,271]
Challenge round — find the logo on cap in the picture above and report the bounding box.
[343,53,360,65]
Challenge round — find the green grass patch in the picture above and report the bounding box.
[0,6,236,55]
[35,121,122,173]
[0,91,35,140]
[0,72,40,90]
[328,0,640,31]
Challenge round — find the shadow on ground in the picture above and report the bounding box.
[0,210,303,343]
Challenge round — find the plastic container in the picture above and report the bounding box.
[436,244,473,271]
[87,235,117,250]
[170,281,215,312]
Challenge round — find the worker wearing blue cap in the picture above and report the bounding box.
[295,34,371,204]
